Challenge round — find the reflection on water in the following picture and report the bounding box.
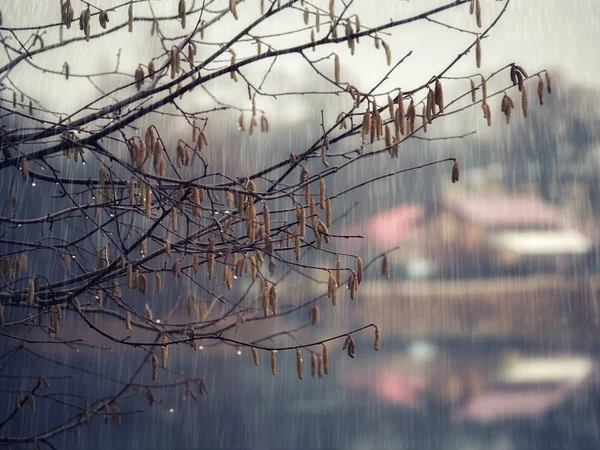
[3,330,600,450]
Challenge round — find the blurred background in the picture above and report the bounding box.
[2,0,600,449]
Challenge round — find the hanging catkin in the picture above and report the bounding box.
[334,54,340,84]
[151,354,158,381]
[296,349,303,380]
[271,352,276,375]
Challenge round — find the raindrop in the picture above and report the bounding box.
[169,408,174,413]
[236,350,242,356]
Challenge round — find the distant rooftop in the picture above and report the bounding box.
[444,194,570,230]
[342,204,424,248]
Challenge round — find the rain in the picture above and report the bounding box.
[1,1,600,449]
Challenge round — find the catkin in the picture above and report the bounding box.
[545,71,552,94]
[361,111,372,140]
[481,75,488,105]
[125,311,132,331]
[151,354,158,381]
[374,326,381,351]
[311,353,318,377]
[335,255,342,287]
[382,255,390,280]
[178,0,186,28]
[334,54,340,84]
[296,349,303,380]
[452,159,460,183]
[484,102,492,126]
[28,279,35,305]
[269,284,278,315]
[322,344,329,374]
[224,266,233,290]
[356,257,363,284]
[381,40,392,66]
[230,51,238,81]
[263,204,271,235]
[21,158,29,181]
[325,197,332,227]
[127,263,133,288]
[161,337,168,368]
[434,79,444,114]
[522,87,528,118]
[262,279,269,317]
[294,228,301,260]
[271,352,277,375]
[470,79,476,103]
[475,0,481,28]
[229,0,238,20]
[207,238,215,280]
[252,347,259,366]
[475,36,481,68]
[537,75,544,105]
[127,3,133,32]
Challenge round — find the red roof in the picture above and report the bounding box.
[452,386,570,423]
[444,195,569,230]
[343,368,426,408]
[342,205,424,248]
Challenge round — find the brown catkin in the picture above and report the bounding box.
[452,159,460,183]
[522,87,528,118]
[161,337,168,368]
[263,204,271,235]
[336,255,342,287]
[361,111,371,140]
[127,3,133,32]
[334,54,340,84]
[294,228,301,260]
[470,79,476,103]
[229,0,238,20]
[381,40,391,66]
[269,284,278,315]
[434,79,445,114]
[171,207,178,232]
[262,279,269,317]
[356,257,363,284]
[251,347,259,366]
[28,279,35,305]
[484,102,492,126]
[374,326,381,351]
[319,178,326,209]
[325,197,332,227]
[482,75,488,105]
[151,354,158,381]
[127,263,133,288]
[545,71,552,94]
[125,311,132,331]
[382,255,390,280]
[475,36,481,68]
[21,158,29,181]
[537,75,544,105]
[322,344,329,374]
[296,349,303,380]
[271,352,276,375]
[311,353,318,377]
[475,0,482,28]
